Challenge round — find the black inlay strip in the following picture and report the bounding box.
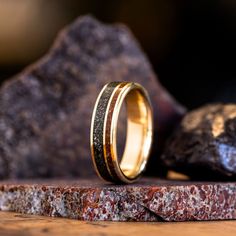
[92,82,120,181]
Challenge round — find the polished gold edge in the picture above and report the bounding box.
[132,83,153,163]
[113,82,153,182]
[111,83,142,183]
[103,82,130,183]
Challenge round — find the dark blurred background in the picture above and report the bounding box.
[0,0,235,109]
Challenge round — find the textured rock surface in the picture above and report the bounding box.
[0,15,185,179]
[0,178,236,221]
[162,104,236,179]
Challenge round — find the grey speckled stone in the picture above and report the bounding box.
[162,104,236,180]
[0,15,185,179]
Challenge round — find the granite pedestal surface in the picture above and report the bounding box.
[0,178,235,221]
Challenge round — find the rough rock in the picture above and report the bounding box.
[0,15,185,179]
[162,104,236,179]
[0,178,236,221]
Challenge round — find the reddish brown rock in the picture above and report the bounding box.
[0,178,236,221]
[162,104,236,180]
[0,15,185,179]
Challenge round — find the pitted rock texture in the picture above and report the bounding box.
[162,104,236,180]
[0,178,236,221]
[0,15,185,179]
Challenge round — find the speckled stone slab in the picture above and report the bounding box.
[0,178,236,221]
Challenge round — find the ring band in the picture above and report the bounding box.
[90,82,153,183]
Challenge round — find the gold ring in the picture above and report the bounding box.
[90,82,153,183]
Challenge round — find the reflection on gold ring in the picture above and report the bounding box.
[90,82,153,183]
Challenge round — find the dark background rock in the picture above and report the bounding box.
[162,104,236,180]
[0,15,185,179]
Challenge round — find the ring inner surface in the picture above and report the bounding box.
[119,88,151,179]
